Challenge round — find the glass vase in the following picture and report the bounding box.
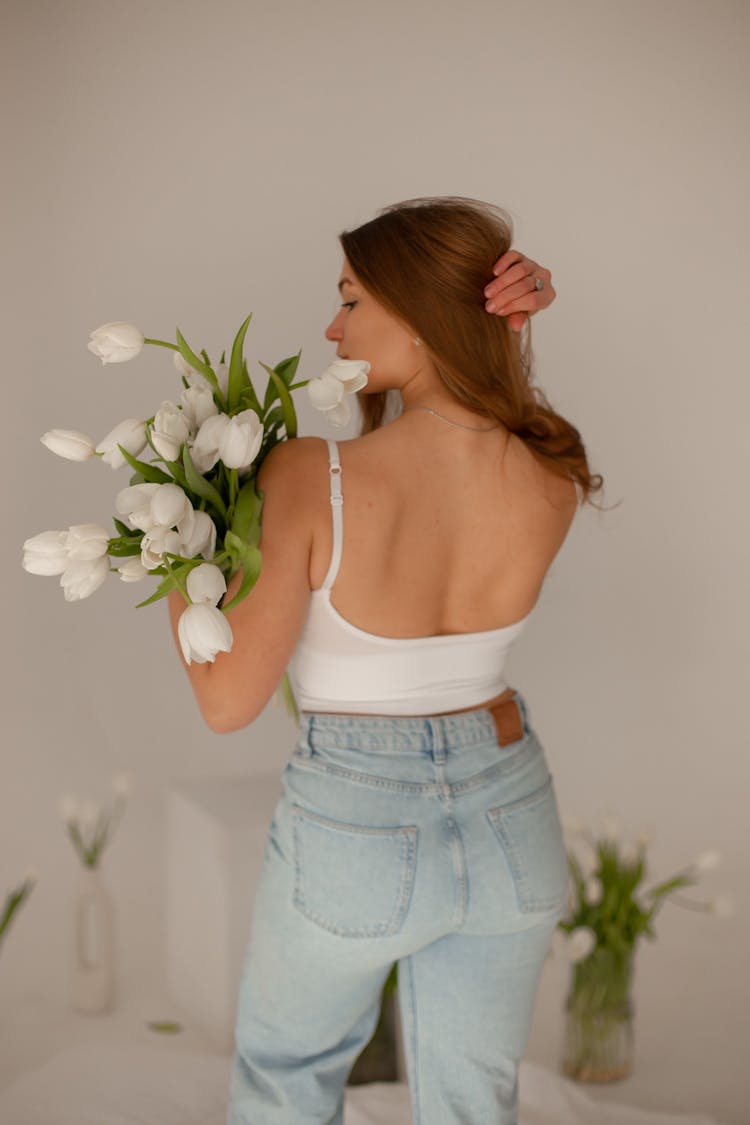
[561,946,634,1082]
[73,866,116,1015]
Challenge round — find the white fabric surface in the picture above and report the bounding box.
[0,1044,724,1125]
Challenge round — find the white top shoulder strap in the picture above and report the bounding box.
[321,438,343,590]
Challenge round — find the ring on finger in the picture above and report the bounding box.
[533,275,544,291]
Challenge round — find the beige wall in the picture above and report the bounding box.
[3,0,748,1118]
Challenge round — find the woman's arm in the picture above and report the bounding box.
[167,437,320,733]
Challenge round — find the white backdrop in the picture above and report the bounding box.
[2,1,748,1121]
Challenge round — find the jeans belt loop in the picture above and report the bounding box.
[489,693,525,747]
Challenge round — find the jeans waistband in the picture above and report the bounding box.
[297,691,531,758]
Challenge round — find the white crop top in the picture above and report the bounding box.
[287,439,532,715]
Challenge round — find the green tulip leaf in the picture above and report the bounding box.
[108,541,144,558]
[163,459,191,494]
[258,362,297,439]
[182,445,228,522]
[135,564,191,608]
[221,532,262,611]
[147,1021,183,1034]
[175,328,219,392]
[238,361,263,416]
[227,313,253,412]
[275,351,302,385]
[113,517,133,537]
[231,477,264,547]
[118,445,173,484]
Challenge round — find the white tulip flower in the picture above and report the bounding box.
[59,794,79,822]
[186,562,226,606]
[117,557,149,582]
[566,926,597,963]
[150,401,190,462]
[178,602,233,664]
[88,322,144,364]
[40,429,96,462]
[178,508,216,559]
[218,409,263,471]
[692,849,721,874]
[96,419,147,469]
[150,483,192,529]
[140,527,182,570]
[635,830,654,851]
[60,556,110,601]
[79,802,101,834]
[215,362,229,397]
[708,895,735,917]
[64,523,110,561]
[22,530,70,576]
[584,876,603,905]
[111,772,134,799]
[307,358,370,429]
[190,413,229,474]
[180,384,218,433]
[174,351,199,380]
[115,483,162,531]
[599,813,621,843]
[620,841,640,865]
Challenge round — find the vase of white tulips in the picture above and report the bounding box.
[557,814,733,1083]
[61,773,133,1015]
[22,317,369,719]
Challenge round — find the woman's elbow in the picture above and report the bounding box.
[198,698,256,735]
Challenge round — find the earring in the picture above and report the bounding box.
[414,336,421,346]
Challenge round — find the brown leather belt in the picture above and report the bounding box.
[488,692,525,746]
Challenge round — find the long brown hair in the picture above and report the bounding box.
[340,197,603,505]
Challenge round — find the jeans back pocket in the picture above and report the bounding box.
[486,775,569,915]
[291,804,418,938]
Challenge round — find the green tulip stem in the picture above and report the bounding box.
[143,338,180,352]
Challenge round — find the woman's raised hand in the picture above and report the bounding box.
[484,250,556,332]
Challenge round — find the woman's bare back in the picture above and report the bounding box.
[307,414,578,642]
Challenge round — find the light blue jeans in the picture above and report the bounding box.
[227,692,569,1125]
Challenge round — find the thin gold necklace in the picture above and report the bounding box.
[403,405,500,432]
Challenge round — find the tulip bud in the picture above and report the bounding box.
[584,877,603,905]
[186,562,226,607]
[708,895,735,917]
[218,409,263,471]
[190,414,230,474]
[22,530,70,576]
[150,401,190,462]
[178,602,233,664]
[60,556,111,601]
[215,362,229,397]
[150,483,191,529]
[117,557,148,582]
[115,483,161,531]
[692,849,721,874]
[180,384,218,433]
[96,419,148,469]
[566,926,597,963]
[88,322,144,364]
[40,429,96,462]
[111,772,134,799]
[65,523,111,561]
[178,509,216,560]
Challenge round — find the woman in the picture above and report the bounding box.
[169,196,603,1125]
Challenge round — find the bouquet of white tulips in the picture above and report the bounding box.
[21,317,369,690]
